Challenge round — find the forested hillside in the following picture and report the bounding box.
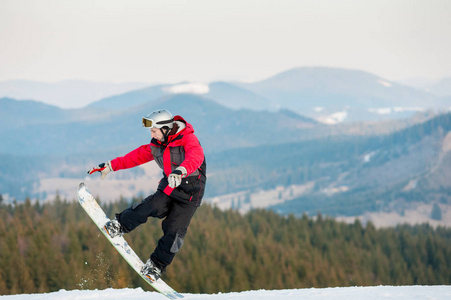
[0,196,449,295]
[207,112,451,218]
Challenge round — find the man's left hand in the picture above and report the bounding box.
[168,167,187,188]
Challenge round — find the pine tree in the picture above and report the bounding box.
[431,203,442,220]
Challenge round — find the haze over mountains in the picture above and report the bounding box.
[2,67,451,123]
[0,80,150,109]
[1,66,451,227]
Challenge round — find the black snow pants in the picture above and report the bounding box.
[116,190,198,270]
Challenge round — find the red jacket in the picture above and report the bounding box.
[111,116,206,205]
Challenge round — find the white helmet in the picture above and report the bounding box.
[142,109,174,129]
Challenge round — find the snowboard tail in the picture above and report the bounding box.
[77,182,183,299]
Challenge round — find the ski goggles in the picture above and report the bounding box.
[142,117,155,128]
[142,117,174,128]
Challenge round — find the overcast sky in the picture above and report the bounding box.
[1,0,450,84]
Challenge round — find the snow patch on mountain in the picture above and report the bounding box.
[163,83,209,94]
[368,107,425,115]
[378,79,393,87]
[317,111,348,124]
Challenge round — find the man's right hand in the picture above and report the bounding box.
[87,161,113,179]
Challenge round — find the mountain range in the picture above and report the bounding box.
[85,67,451,123]
[401,76,451,97]
[3,67,450,123]
[0,95,317,156]
[1,66,451,227]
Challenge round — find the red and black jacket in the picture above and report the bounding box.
[111,116,206,206]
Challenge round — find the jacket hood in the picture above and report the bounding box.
[152,115,194,146]
[173,115,194,136]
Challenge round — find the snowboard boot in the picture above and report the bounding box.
[103,219,126,238]
[141,258,162,282]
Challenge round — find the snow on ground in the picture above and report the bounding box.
[1,286,450,300]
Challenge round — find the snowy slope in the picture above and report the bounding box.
[1,286,450,300]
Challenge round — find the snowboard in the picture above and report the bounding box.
[77,182,183,299]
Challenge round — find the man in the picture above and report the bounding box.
[88,109,207,281]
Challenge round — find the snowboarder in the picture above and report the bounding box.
[87,109,207,281]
